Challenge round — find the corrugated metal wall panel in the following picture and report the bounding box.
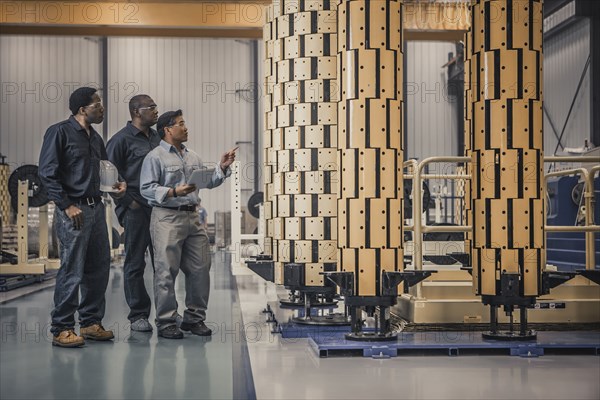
[544,18,591,155]
[107,37,255,218]
[405,41,460,224]
[406,41,458,160]
[2,29,592,216]
[0,35,101,167]
[257,39,265,189]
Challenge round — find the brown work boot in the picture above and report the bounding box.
[80,324,114,341]
[52,330,85,348]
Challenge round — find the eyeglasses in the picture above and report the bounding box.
[138,105,158,111]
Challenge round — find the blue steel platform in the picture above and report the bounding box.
[278,321,378,338]
[279,322,352,338]
[309,331,600,358]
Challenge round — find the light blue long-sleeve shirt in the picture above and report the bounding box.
[140,140,230,207]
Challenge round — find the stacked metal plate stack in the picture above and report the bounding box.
[261,0,341,312]
[324,0,421,340]
[467,0,546,340]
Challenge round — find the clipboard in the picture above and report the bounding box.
[188,168,215,189]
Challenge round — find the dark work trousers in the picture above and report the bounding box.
[51,202,111,336]
[122,205,154,322]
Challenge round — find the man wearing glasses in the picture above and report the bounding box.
[140,109,237,339]
[39,87,127,347]
[107,94,161,332]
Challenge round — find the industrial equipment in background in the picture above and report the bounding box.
[242,0,599,347]
[246,0,346,326]
[1,165,57,291]
[322,0,433,341]
[1,164,122,291]
[463,0,599,340]
[546,148,600,272]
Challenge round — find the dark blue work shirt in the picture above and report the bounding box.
[106,121,160,221]
[38,116,108,210]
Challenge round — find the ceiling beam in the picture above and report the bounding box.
[405,30,466,42]
[403,1,470,41]
[0,1,471,40]
[0,24,263,38]
[0,1,266,37]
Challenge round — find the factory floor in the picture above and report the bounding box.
[0,251,599,400]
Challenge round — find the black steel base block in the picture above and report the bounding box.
[292,314,350,326]
[482,295,536,308]
[284,286,337,295]
[312,300,338,308]
[279,299,339,308]
[245,260,274,282]
[482,331,537,341]
[279,298,303,307]
[345,331,398,342]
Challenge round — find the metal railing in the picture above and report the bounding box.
[544,157,599,270]
[406,156,471,276]
[405,155,599,292]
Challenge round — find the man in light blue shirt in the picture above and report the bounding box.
[140,109,236,339]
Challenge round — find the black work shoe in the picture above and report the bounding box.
[180,321,212,336]
[157,325,183,339]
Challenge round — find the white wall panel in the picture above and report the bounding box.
[405,41,461,224]
[107,37,256,220]
[257,39,265,189]
[406,41,458,161]
[544,18,591,155]
[0,35,102,167]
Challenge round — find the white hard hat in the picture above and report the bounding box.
[100,160,119,192]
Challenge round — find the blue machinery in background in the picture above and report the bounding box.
[547,175,600,271]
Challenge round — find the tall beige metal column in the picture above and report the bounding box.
[326,0,430,340]
[338,0,404,293]
[261,0,342,315]
[468,0,545,339]
[463,10,474,295]
[263,1,277,268]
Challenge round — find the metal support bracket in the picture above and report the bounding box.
[542,271,578,294]
[245,259,274,282]
[322,271,354,296]
[576,269,600,286]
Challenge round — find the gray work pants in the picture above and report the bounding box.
[150,207,211,330]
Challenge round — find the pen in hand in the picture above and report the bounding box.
[220,146,238,170]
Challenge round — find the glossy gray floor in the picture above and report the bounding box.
[1,252,599,400]
[233,265,600,400]
[0,252,252,400]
